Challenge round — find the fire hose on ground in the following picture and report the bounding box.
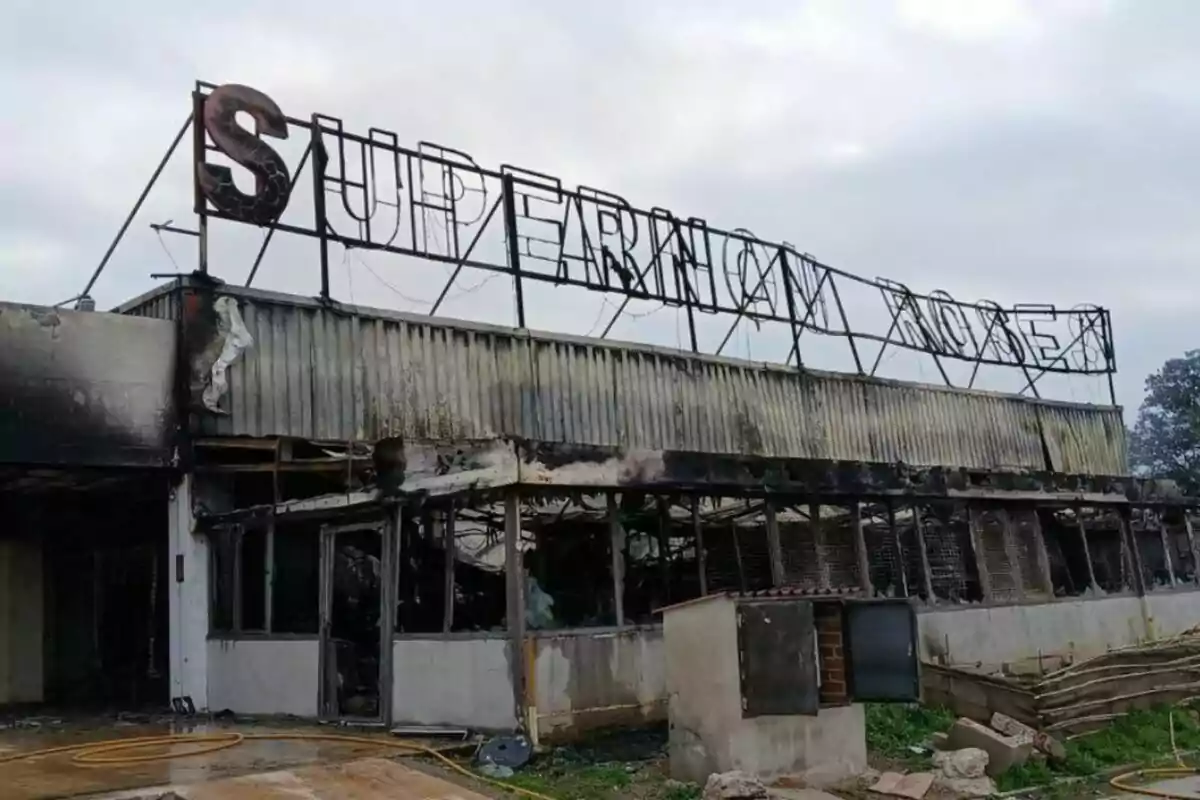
[0,731,559,800]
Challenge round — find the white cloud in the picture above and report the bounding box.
[0,0,1196,415]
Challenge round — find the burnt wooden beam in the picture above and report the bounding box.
[913,505,935,602]
[851,500,873,596]
[1158,511,1177,586]
[967,507,994,601]
[1187,513,1200,586]
[811,501,830,591]
[764,500,784,587]
[1120,509,1147,596]
[1075,510,1100,592]
[887,500,909,598]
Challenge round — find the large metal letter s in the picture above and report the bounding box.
[197,84,292,225]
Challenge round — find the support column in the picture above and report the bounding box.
[1185,514,1200,586]
[851,500,873,596]
[693,497,707,596]
[1158,512,1177,586]
[1030,510,1056,597]
[609,493,626,626]
[1075,511,1099,592]
[1000,509,1027,598]
[967,507,993,601]
[1121,510,1147,596]
[442,506,456,633]
[913,505,935,602]
[168,474,209,710]
[887,501,908,597]
[812,501,830,591]
[504,491,527,731]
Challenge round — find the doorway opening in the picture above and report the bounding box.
[320,523,385,721]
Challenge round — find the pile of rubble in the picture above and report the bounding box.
[869,712,1066,799]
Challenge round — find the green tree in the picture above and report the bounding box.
[1130,349,1200,493]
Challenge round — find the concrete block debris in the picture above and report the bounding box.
[990,711,1067,761]
[704,771,770,799]
[869,771,935,799]
[932,748,988,779]
[932,747,997,798]
[946,717,1032,776]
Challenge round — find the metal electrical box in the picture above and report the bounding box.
[736,599,819,718]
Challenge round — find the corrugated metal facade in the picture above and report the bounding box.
[117,283,1129,475]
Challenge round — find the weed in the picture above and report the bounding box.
[865,703,956,767]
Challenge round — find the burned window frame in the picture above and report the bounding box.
[206,518,328,638]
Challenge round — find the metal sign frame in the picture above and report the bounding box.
[72,80,1119,403]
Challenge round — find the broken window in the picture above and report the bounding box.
[239,525,267,632]
[1133,510,1173,589]
[272,521,320,634]
[863,503,906,598]
[1039,510,1092,597]
[208,525,237,633]
[894,505,928,601]
[820,505,862,590]
[920,503,983,603]
[396,509,451,634]
[779,504,823,591]
[434,504,507,633]
[702,500,774,595]
[1081,511,1131,593]
[207,519,322,636]
[524,496,616,627]
[973,507,1019,603]
[1010,508,1051,599]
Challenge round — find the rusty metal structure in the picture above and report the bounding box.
[78,81,1116,401]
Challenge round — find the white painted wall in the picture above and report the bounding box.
[533,626,666,737]
[916,592,1200,670]
[1146,592,1200,639]
[0,540,43,704]
[392,636,516,731]
[168,476,209,708]
[207,639,320,717]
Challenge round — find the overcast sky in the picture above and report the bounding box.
[3,0,1198,417]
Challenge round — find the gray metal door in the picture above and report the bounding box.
[843,599,920,702]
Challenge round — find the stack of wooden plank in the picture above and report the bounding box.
[923,630,1200,738]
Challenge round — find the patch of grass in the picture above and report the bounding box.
[865,703,956,768]
[475,726,701,800]
[865,703,1200,799]
[994,706,1200,795]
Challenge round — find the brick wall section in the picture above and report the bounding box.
[815,602,848,706]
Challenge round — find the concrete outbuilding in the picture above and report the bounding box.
[663,590,918,787]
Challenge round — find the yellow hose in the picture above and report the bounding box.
[1110,767,1199,800]
[0,731,557,800]
[1110,711,1200,800]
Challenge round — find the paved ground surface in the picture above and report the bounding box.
[82,757,490,799]
[0,717,479,800]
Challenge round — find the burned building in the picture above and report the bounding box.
[0,81,1194,742]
